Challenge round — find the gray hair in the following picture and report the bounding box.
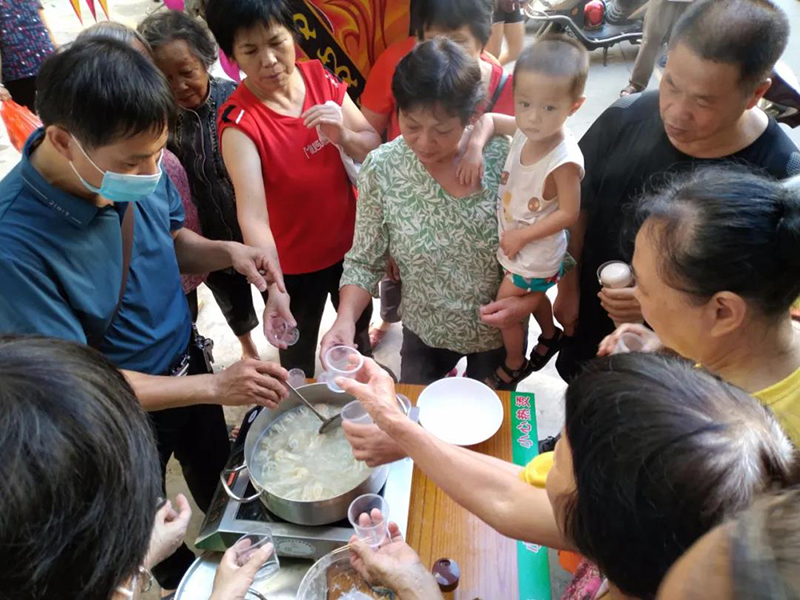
[138,10,218,70]
[76,21,153,56]
[731,488,800,600]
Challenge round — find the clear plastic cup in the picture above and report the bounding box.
[318,345,364,393]
[287,368,306,388]
[612,331,646,354]
[268,316,299,347]
[234,532,280,581]
[341,400,373,425]
[347,493,389,549]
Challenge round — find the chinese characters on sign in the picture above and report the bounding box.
[515,395,534,449]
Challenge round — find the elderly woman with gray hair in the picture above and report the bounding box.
[138,11,261,360]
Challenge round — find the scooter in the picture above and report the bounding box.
[524,0,647,65]
[763,61,800,129]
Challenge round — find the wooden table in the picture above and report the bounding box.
[397,384,519,599]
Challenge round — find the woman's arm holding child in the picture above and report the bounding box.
[500,163,581,260]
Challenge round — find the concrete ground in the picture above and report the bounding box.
[2,1,798,597]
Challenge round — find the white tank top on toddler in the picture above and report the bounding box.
[497,128,585,279]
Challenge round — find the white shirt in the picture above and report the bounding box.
[497,128,584,279]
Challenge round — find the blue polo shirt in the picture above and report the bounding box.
[0,130,192,375]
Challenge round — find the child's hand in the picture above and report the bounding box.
[457,146,484,188]
[500,229,529,260]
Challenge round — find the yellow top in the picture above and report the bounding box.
[519,451,554,488]
[755,366,800,448]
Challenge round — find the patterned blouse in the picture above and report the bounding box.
[342,136,510,354]
[0,1,54,83]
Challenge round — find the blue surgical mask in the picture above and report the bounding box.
[69,136,163,203]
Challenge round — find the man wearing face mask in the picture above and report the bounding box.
[0,38,291,591]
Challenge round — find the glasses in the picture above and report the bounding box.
[115,566,154,598]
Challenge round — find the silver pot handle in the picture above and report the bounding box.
[245,589,268,600]
[219,463,263,503]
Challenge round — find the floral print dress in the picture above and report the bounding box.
[342,135,510,354]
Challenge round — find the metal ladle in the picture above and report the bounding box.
[285,381,342,434]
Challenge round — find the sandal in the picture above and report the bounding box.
[486,359,532,391]
[619,83,645,97]
[528,328,564,372]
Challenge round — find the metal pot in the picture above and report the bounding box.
[219,383,394,526]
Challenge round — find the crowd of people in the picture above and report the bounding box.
[0,0,799,598]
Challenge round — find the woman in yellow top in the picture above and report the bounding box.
[599,166,800,446]
[340,354,796,600]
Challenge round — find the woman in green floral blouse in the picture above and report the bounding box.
[321,38,514,385]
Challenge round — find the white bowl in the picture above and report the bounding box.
[417,378,504,446]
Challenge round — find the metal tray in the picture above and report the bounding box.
[175,553,313,600]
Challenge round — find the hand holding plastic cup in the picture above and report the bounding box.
[611,331,646,354]
[348,493,389,549]
[597,260,634,328]
[267,316,299,348]
[234,532,280,581]
[318,345,364,393]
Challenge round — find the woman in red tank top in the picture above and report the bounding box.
[206,0,381,375]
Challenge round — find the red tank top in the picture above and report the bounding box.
[218,60,356,275]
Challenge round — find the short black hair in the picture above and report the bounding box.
[0,336,161,599]
[76,21,153,56]
[670,0,790,89]
[563,353,796,598]
[392,38,483,125]
[36,38,176,149]
[514,35,589,99]
[634,165,800,317]
[139,10,218,70]
[205,0,295,58]
[412,0,493,48]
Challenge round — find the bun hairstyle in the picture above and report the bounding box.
[634,165,800,317]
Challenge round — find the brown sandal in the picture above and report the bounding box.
[620,83,645,97]
[486,359,532,391]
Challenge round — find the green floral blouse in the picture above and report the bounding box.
[342,136,510,354]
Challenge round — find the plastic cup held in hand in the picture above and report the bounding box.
[234,532,280,581]
[287,368,306,388]
[597,260,635,328]
[268,316,299,347]
[611,331,646,354]
[348,493,389,549]
[597,260,633,289]
[318,345,364,393]
[341,400,373,425]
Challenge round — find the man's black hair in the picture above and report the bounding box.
[36,38,175,148]
[0,336,161,599]
[670,0,790,90]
